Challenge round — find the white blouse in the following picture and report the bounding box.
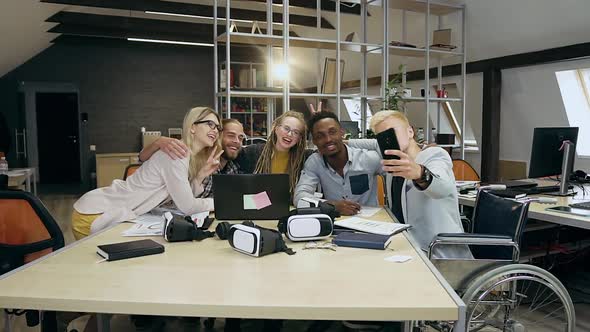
[74,151,213,233]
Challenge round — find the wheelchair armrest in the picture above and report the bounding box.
[428,233,519,260]
[436,233,512,241]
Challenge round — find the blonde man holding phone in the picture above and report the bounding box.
[349,110,470,258]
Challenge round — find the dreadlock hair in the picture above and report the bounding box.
[254,111,308,194]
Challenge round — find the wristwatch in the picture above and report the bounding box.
[413,164,433,188]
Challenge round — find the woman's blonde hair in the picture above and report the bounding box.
[182,107,222,181]
[254,111,307,194]
[369,110,410,131]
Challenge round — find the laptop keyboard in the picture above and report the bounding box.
[570,201,590,210]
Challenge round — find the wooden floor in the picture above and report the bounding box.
[2,192,590,331]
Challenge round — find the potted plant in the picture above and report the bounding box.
[383,64,407,111]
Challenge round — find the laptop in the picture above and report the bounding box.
[212,174,290,220]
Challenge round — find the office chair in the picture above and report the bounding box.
[123,164,142,180]
[1,190,65,331]
[452,159,480,181]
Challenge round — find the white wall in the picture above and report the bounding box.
[500,58,590,173]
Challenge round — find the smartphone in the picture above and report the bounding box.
[376,128,400,160]
[546,206,590,217]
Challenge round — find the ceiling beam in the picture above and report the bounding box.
[47,12,298,44]
[328,41,590,92]
[40,0,335,29]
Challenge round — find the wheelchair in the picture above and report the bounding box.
[414,190,576,332]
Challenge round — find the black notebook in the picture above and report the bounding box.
[333,232,394,250]
[97,239,164,261]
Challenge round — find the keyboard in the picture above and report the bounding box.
[520,185,573,195]
[570,201,590,210]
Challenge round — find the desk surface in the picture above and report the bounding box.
[0,209,459,322]
[459,180,590,229]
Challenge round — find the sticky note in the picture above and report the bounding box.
[253,191,272,210]
[243,195,257,210]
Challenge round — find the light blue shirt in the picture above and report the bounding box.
[293,145,382,206]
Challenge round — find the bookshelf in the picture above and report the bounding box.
[218,61,269,137]
[213,0,467,157]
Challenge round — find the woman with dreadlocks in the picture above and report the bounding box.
[237,110,310,195]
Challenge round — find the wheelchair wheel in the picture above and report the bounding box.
[462,264,575,332]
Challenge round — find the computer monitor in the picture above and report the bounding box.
[528,127,579,178]
[212,174,290,220]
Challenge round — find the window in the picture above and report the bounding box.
[555,68,590,157]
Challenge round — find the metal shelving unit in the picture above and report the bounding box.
[386,1,466,158]
[213,0,466,157]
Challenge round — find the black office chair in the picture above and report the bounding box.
[0,190,65,331]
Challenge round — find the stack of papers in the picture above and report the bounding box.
[123,214,164,237]
[456,181,479,192]
[334,217,411,236]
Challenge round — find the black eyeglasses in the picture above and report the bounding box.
[194,120,223,132]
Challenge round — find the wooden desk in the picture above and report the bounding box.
[459,181,590,230]
[0,209,464,330]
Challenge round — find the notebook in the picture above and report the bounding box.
[333,232,394,250]
[97,239,164,261]
[334,217,411,236]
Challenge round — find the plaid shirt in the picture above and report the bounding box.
[196,159,240,198]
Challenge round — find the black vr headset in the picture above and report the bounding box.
[163,212,215,242]
[277,202,340,242]
[216,221,295,257]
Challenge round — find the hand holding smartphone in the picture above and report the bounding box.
[376,128,400,160]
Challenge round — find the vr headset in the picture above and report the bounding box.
[217,221,295,257]
[277,202,339,242]
[163,212,215,242]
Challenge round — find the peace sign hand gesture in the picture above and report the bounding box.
[197,146,224,181]
[309,101,323,116]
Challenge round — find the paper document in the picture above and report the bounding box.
[150,206,209,228]
[357,206,381,217]
[122,221,163,237]
[456,181,479,192]
[334,217,411,236]
[191,211,210,228]
[132,213,164,225]
[384,255,412,263]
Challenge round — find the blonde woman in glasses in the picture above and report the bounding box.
[71,107,223,239]
[237,111,310,195]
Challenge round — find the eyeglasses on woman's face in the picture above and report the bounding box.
[277,124,302,138]
[194,120,222,132]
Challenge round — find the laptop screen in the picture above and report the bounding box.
[212,174,290,220]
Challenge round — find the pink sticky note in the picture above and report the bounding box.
[253,191,272,210]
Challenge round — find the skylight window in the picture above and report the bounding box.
[555,68,590,157]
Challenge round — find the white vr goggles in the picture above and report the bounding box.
[277,204,339,241]
[227,223,295,257]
